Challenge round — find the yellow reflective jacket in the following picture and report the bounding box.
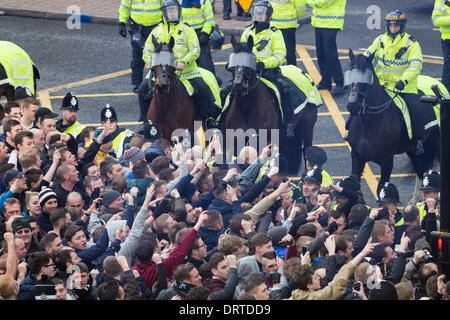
[306,0,346,31]
[241,25,286,69]
[365,32,423,94]
[119,0,163,26]
[181,0,215,34]
[269,0,306,29]
[143,22,201,77]
[0,41,36,94]
[59,121,86,139]
[432,0,450,39]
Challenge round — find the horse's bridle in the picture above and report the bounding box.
[151,64,178,93]
[231,65,261,96]
[347,68,399,115]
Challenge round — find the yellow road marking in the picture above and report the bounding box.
[319,111,349,116]
[296,44,379,199]
[37,90,52,110]
[315,143,348,148]
[45,69,132,93]
[51,92,137,99]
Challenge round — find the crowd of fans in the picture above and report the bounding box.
[0,89,448,301]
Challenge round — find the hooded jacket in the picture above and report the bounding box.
[17,275,37,300]
[208,198,243,230]
[198,226,225,252]
[127,177,154,207]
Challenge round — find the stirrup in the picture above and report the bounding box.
[205,117,218,129]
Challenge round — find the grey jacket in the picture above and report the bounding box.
[118,206,150,266]
[234,255,260,299]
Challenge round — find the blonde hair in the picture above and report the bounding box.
[0,275,16,299]
[25,191,39,209]
[5,215,22,232]
[19,148,40,169]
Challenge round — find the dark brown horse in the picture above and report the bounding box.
[146,36,199,140]
[0,41,39,102]
[346,49,440,202]
[224,35,318,175]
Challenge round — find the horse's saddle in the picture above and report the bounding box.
[385,75,443,140]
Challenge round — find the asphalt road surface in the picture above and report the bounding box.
[0,0,442,206]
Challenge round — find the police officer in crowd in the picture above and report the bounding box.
[119,0,164,93]
[56,92,86,142]
[99,104,135,159]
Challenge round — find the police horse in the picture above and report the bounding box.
[223,35,321,175]
[145,36,201,140]
[0,41,39,102]
[345,49,441,203]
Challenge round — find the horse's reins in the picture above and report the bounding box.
[232,67,262,96]
[363,89,399,114]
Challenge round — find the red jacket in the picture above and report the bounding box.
[131,228,198,289]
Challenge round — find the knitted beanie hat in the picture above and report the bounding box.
[122,143,145,166]
[101,189,122,207]
[39,187,58,207]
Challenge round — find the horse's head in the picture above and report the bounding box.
[345,49,376,115]
[226,35,258,96]
[151,35,176,94]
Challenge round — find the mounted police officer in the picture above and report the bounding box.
[56,92,86,142]
[180,0,218,80]
[432,0,450,92]
[240,0,296,137]
[269,0,306,66]
[138,0,221,127]
[100,104,135,159]
[365,10,426,156]
[119,0,163,93]
[307,0,347,96]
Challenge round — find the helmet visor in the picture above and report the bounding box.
[228,52,257,70]
[344,69,373,87]
[151,51,175,68]
[253,6,268,22]
[164,6,180,22]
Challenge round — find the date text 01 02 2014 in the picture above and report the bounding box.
[178,304,271,317]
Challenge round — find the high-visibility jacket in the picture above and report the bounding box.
[269,0,306,29]
[395,202,439,227]
[181,0,215,34]
[306,0,346,31]
[143,22,201,77]
[432,0,450,40]
[119,0,163,26]
[241,25,286,69]
[364,32,423,94]
[0,41,36,94]
[112,129,135,158]
[59,121,86,139]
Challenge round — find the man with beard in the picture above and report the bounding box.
[49,208,73,237]
[56,92,86,142]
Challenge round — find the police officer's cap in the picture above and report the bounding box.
[14,86,36,100]
[61,92,79,111]
[305,146,327,165]
[143,120,162,141]
[100,104,118,122]
[301,166,322,186]
[420,170,440,192]
[332,176,360,199]
[377,182,400,204]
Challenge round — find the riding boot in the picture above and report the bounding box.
[189,77,221,123]
[399,92,426,156]
[138,79,153,122]
[277,78,295,138]
[414,139,424,156]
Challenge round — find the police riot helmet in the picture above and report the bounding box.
[252,0,273,23]
[385,10,407,37]
[162,0,182,24]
